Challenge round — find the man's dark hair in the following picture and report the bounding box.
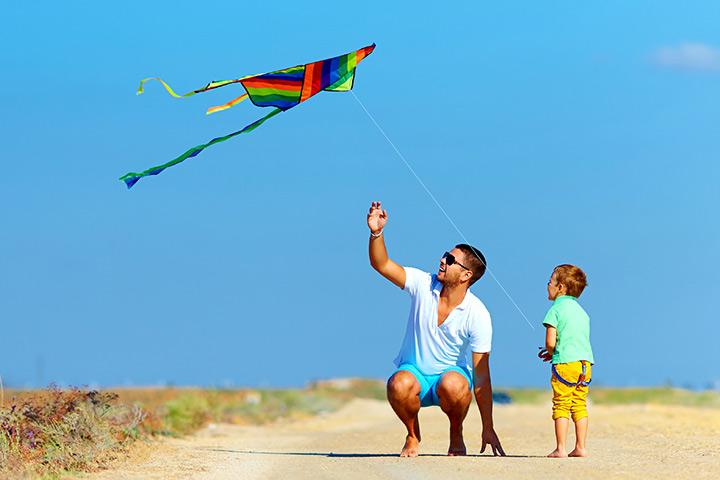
[455,244,487,286]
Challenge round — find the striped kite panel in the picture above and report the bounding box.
[241,65,305,110]
[299,60,323,102]
[300,44,376,101]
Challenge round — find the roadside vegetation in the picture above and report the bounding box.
[1,381,717,478]
[0,379,384,478]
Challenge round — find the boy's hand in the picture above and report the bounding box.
[367,201,388,234]
[538,347,552,362]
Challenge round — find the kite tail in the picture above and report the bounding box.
[206,93,249,115]
[136,77,245,98]
[119,108,282,189]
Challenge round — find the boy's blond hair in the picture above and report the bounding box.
[553,264,587,297]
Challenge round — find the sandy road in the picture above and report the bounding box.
[89,399,720,480]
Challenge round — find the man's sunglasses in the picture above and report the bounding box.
[442,252,471,271]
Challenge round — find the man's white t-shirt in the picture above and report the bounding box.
[394,267,493,375]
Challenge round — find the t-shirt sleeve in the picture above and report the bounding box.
[469,310,493,353]
[403,267,428,297]
[543,308,559,328]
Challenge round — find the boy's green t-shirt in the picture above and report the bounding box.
[543,295,594,364]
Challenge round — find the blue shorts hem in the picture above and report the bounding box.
[393,364,472,407]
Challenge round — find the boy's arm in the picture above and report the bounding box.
[367,202,406,289]
[538,326,557,362]
[545,326,557,354]
[472,352,506,456]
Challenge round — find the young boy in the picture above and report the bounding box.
[538,264,594,458]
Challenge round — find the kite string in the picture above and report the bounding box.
[350,90,535,331]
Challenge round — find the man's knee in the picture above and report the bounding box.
[436,371,471,405]
[387,370,420,399]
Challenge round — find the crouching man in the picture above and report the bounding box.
[367,201,505,457]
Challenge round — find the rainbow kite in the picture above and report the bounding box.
[120,44,375,189]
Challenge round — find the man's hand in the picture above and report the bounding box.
[480,428,506,456]
[367,201,405,288]
[538,347,552,363]
[367,201,387,234]
[472,352,506,456]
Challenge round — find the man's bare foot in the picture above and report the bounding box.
[547,448,568,458]
[569,448,588,457]
[447,436,467,456]
[400,435,420,457]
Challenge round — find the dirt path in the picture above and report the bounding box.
[87,399,720,480]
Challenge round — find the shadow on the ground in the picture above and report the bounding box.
[202,448,543,459]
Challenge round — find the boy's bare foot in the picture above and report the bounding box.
[447,435,467,456]
[400,435,420,457]
[547,448,568,458]
[569,448,588,457]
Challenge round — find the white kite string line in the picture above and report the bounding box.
[351,90,535,330]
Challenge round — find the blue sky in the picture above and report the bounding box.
[1,1,718,388]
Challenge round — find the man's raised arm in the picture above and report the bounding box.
[367,201,406,289]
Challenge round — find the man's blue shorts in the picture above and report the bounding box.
[393,364,473,407]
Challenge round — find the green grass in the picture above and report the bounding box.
[589,387,720,407]
[495,387,720,407]
[496,388,547,404]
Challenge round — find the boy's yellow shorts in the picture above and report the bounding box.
[551,361,592,422]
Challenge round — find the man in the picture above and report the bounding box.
[367,201,505,457]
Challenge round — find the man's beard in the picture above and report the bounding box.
[439,275,461,288]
